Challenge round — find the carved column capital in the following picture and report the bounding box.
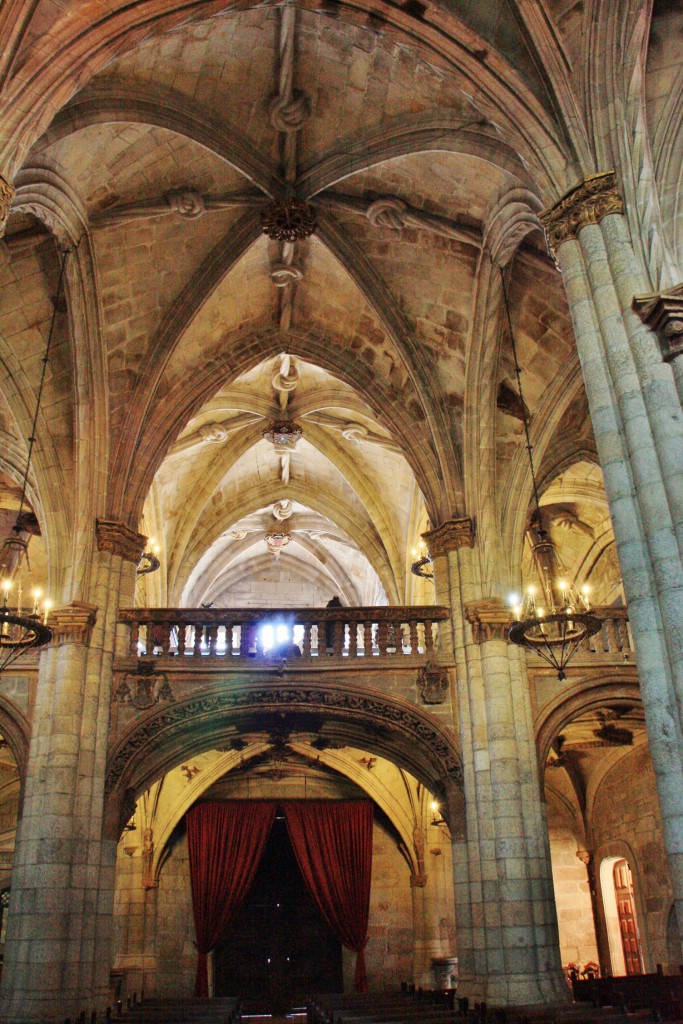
[96,519,147,563]
[576,849,593,866]
[0,174,15,234]
[50,601,98,647]
[422,517,475,558]
[465,598,511,644]
[540,171,624,258]
[632,283,683,363]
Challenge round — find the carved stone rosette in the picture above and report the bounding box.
[49,602,98,647]
[422,518,475,559]
[0,174,15,234]
[540,171,624,258]
[96,519,147,564]
[465,599,511,644]
[632,283,683,363]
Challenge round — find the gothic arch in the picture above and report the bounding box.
[147,744,426,885]
[118,326,445,527]
[105,679,464,834]
[535,677,643,770]
[0,695,31,784]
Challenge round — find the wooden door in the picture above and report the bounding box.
[613,859,644,975]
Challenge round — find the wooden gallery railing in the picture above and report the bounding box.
[118,606,451,662]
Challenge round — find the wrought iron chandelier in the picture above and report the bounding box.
[410,551,433,580]
[502,272,601,680]
[0,249,68,671]
[410,527,434,580]
[137,538,161,577]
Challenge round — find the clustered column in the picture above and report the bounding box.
[424,520,566,1004]
[0,519,145,1024]
[541,172,683,957]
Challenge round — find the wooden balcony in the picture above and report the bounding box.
[117,605,451,663]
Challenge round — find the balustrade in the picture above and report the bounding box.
[117,605,633,667]
[118,606,450,661]
[578,606,634,659]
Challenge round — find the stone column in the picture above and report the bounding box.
[0,519,145,1023]
[541,175,683,959]
[424,521,567,1004]
[632,284,683,411]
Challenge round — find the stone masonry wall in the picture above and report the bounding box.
[592,743,675,971]
[547,794,598,969]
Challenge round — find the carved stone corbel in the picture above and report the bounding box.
[49,602,98,647]
[632,283,683,364]
[0,174,15,234]
[465,598,511,644]
[96,519,147,564]
[422,517,475,559]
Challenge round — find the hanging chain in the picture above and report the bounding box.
[499,266,544,531]
[14,246,71,532]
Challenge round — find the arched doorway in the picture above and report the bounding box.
[600,856,644,976]
[111,738,458,1000]
[214,813,343,1012]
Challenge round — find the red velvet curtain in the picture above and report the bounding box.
[186,801,276,997]
[284,800,373,991]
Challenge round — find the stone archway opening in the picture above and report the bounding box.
[111,730,459,1001]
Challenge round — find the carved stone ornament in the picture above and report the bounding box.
[96,519,147,564]
[540,171,624,258]
[417,661,450,704]
[465,599,511,644]
[0,174,15,233]
[632,283,683,363]
[165,190,205,218]
[114,671,175,710]
[49,602,98,647]
[198,422,229,444]
[270,262,304,287]
[263,420,302,450]
[422,518,475,558]
[269,92,308,133]
[366,198,408,230]
[105,684,464,792]
[261,198,317,242]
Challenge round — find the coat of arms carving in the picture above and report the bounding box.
[417,661,450,704]
[114,666,175,710]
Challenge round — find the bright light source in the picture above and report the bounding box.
[261,624,274,653]
[260,622,295,653]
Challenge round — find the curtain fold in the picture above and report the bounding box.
[283,799,373,991]
[186,800,276,997]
